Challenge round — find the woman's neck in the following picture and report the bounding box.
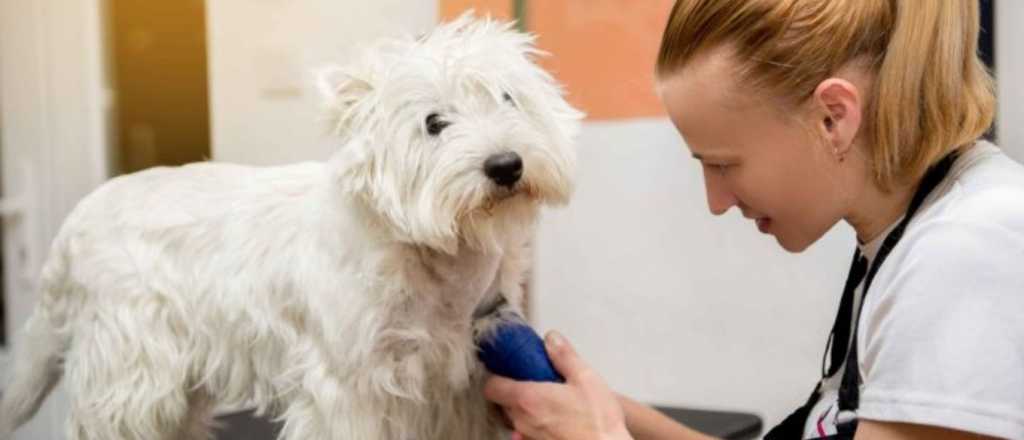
[845,179,915,244]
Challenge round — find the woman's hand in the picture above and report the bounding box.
[483,331,632,440]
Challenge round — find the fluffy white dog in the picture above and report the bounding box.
[0,15,581,440]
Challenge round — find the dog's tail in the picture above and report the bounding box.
[0,311,65,438]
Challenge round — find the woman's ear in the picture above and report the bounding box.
[813,78,863,161]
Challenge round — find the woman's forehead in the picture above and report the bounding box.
[662,48,745,102]
[660,73,757,153]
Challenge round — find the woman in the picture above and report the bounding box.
[484,1,1024,439]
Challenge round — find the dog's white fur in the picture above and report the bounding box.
[0,15,581,440]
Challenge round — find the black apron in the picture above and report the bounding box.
[764,152,958,440]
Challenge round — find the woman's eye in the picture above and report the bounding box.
[425,113,450,136]
[705,163,731,175]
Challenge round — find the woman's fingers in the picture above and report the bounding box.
[484,375,524,406]
[544,331,593,385]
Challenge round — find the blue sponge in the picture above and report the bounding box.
[477,320,565,383]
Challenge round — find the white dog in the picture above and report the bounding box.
[0,15,581,440]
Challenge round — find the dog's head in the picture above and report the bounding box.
[321,14,582,253]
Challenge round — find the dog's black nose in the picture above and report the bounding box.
[484,152,523,187]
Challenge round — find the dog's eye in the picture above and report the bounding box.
[425,113,450,136]
[502,92,515,106]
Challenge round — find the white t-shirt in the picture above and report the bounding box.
[804,141,1024,439]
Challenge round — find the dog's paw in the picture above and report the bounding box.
[472,297,525,343]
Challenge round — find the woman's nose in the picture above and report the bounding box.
[704,172,737,216]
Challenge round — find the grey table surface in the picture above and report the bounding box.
[215,406,762,440]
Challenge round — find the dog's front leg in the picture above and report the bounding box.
[276,378,389,440]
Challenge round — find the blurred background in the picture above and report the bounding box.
[0,1,1017,438]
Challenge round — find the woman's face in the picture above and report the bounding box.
[659,50,853,252]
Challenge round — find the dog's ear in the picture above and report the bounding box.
[317,66,374,137]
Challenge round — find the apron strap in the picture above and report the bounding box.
[824,253,869,378]
[763,383,822,440]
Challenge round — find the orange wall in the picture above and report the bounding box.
[440,0,674,121]
[529,1,674,120]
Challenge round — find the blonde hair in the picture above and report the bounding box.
[656,0,995,190]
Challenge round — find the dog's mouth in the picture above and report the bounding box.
[477,187,517,215]
[479,180,542,212]
[492,183,522,200]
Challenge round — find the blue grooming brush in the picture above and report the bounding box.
[477,319,564,383]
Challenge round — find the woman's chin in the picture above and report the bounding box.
[775,231,815,253]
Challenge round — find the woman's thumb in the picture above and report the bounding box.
[544,331,587,380]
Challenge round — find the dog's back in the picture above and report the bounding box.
[0,160,335,439]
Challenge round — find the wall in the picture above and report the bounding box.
[205,0,437,165]
[998,0,1024,162]
[526,1,674,120]
[0,0,112,437]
